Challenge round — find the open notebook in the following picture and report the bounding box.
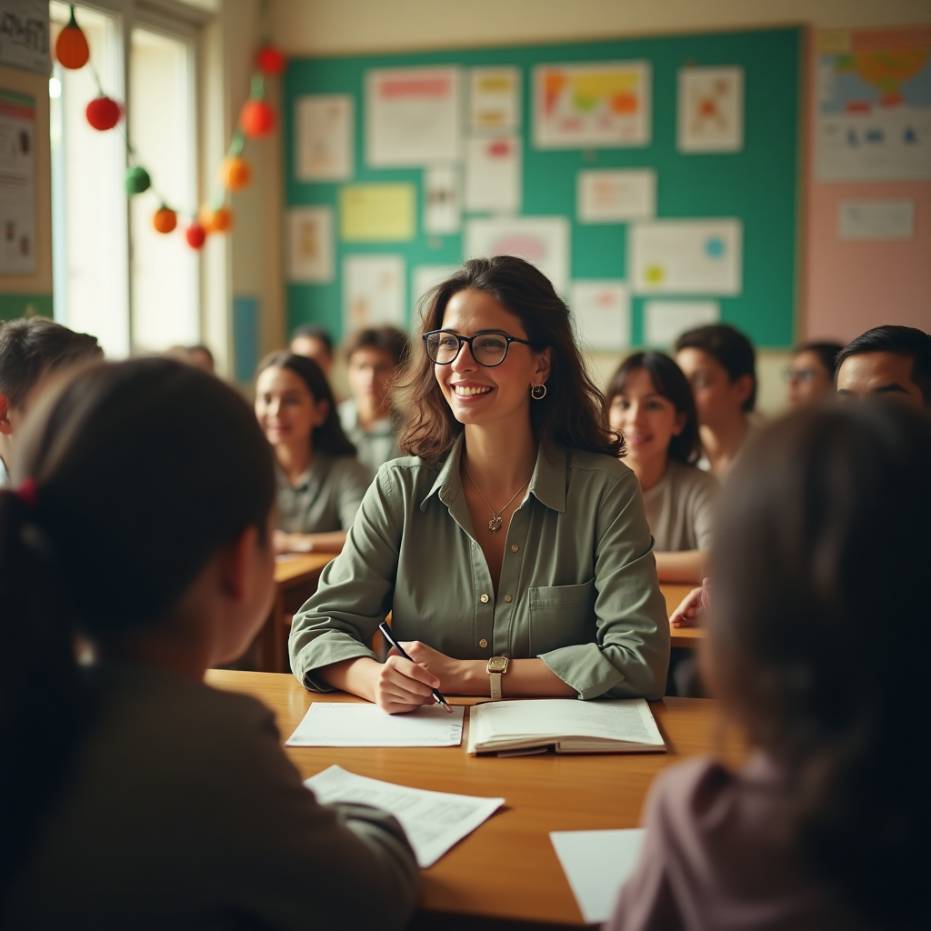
[467,698,665,755]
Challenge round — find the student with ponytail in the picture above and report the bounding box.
[0,358,417,930]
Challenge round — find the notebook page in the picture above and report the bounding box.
[287,703,464,747]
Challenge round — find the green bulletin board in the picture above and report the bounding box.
[283,27,800,348]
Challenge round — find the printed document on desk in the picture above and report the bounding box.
[287,702,464,747]
[306,765,504,867]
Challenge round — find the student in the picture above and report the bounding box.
[339,326,410,477]
[674,324,757,477]
[0,358,417,930]
[0,317,101,486]
[835,324,931,409]
[607,400,929,931]
[785,340,843,407]
[166,343,216,373]
[289,257,669,712]
[255,351,370,554]
[606,352,716,585]
[290,323,335,379]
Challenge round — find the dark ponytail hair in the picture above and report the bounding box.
[0,357,276,901]
[256,351,357,457]
[710,400,931,928]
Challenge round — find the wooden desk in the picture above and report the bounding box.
[207,669,738,929]
[660,583,705,650]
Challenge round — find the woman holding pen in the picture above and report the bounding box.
[289,257,669,713]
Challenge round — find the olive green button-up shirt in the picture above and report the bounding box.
[275,453,371,535]
[289,438,669,700]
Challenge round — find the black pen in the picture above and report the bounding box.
[377,621,452,713]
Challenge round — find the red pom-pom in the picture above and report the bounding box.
[55,21,90,69]
[240,99,275,137]
[255,45,286,75]
[85,96,122,131]
[185,222,207,250]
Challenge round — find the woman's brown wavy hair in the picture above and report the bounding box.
[397,256,623,461]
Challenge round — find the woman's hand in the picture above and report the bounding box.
[670,578,711,628]
[373,652,441,715]
[274,530,312,554]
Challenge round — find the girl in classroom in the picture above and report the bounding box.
[255,351,371,554]
[289,256,669,712]
[605,352,716,584]
[607,399,929,931]
[784,340,843,408]
[0,358,417,930]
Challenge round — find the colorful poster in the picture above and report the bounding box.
[533,61,650,148]
[630,220,742,295]
[0,1,48,74]
[424,165,461,235]
[465,217,570,294]
[340,183,415,242]
[678,67,744,152]
[816,28,931,180]
[0,89,35,275]
[464,136,521,213]
[578,169,655,222]
[413,264,460,311]
[296,94,353,181]
[570,281,631,351]
[469,67,520,132]
[366,67,462,167]
[643,301,720,347]
[343,255,405,330]
[286,207,333,283]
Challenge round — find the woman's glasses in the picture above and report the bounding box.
[423,329,533,368]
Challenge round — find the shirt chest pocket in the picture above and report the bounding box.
[528,580,597,656]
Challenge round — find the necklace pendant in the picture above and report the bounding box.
[487,514,503,533]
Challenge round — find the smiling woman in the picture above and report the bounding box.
[289,256,669,713]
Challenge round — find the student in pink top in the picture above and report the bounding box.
[608,399,929,931]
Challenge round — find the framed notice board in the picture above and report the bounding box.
[283,26,801,349]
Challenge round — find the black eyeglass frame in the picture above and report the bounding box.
[422,329,535,368]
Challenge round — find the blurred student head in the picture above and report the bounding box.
[290,325,335,378]
[785,341,843,407]
[344,326,409,419]
[835,325,931,409]
[167,343,216,374]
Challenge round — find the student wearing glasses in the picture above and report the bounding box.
[289,257,669,713]
[785,341,843,408]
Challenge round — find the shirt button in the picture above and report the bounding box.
[510,544,519,553]
[479,638,488,648]
[504,594,513,603]
[479,593,490,604]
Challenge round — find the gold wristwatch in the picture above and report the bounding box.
[486,655,510,700]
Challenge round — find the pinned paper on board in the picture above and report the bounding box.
[465,217,570,294]
[470,67,520,131]
[570,281,631,351]
[534,61,650,148]
[643,300,720,347]
[424,166,461,235]
[816,28,931,180]
[678,67,744,152]
[343,254,405,330]
[413,264,460,310]
[295,94,353,180]
[838,199,915,240]
[630,220,742,295]
[464,135,521,213]
[366,67,462,167]
[286,207,333,282]
[340,183,415,242]
[578,169,655,222]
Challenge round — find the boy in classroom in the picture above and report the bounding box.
[608,399,929,931]
[674,324,757,478]
[290,323,336,380]
[785,340,843,407]
[0,357,418,930]
[339,325,410,478]
[835,324,931,409]
[0,317,102,486]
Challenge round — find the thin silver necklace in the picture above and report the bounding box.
[464,467,530,533]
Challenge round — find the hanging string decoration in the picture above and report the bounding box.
[54,3,284,249]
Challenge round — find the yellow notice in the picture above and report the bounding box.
[340,183,415,241]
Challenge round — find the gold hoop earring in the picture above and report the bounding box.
[530,384,548,400]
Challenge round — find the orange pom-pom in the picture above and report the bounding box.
[185,222,207,250]
[152,206,177,234]
[199,206,233,233]
[220,155,252,191]
[240,99,275,137]
[86,96,121,131]
[55,15,90,70]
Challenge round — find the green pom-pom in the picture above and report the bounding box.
[125,165,151,195]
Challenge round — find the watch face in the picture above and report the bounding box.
[487,656,509,673]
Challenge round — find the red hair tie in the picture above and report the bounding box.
[16,477,39,509]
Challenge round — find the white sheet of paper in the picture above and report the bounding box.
[424,165,461,235]
[551,829,646,923]
[295,94,353,180]
[343,254,405,330]
[571,281,631,350]
[306,765,504,868]
[413,264,460,309]
[464,135,521,213]
[287,207,334,283]
[630,219,742,295]
[465,216,570,294]
[287,703,464,747]
[644,300,720,347]
[838,199,915,240]
[470,66,520,132]
[366,67,462,167]
[578,169,655,222]
[678,67,744,153]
